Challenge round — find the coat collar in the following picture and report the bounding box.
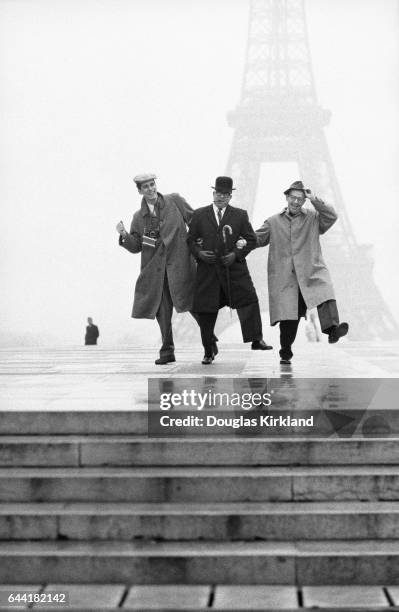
[280,206,308,218]
[140,193,165,217]
[220,204,233,228]
[206,204,218,230]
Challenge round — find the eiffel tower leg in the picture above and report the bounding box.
[226,147,261,219]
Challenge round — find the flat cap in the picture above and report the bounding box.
[133,173,157,184]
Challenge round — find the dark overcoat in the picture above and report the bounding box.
[85,325,99,345]
[119,193,196,319]
[187,204,259,313]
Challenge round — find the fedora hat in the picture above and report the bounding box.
[212,176,236,194]
[284,180,307,195]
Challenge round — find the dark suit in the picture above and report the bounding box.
[187,204,263,355]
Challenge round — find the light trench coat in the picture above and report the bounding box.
[256,198,337,325]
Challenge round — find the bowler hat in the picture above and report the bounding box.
[284,180,307,196]
[212,176,236,194]
[133,173,157,184]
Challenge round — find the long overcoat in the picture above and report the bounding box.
[119,193,196,319]
[256,198,337,325]
[187,204,259,312]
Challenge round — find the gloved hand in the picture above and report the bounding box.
[235,238,247,250]
[198,250,217,264]
[221,252,236,267]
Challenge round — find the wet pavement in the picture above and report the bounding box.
[0,341,398,412]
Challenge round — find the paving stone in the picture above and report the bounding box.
[0,586,41,610]
[33,584,125,609]
[123,585,210,609]
[386,586,399,605]
[213,585,297,609]
[302,585,389,608]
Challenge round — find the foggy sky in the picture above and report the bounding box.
[1,0,398,346]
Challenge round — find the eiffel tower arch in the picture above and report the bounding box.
[221,0,398,341]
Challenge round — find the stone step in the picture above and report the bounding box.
[0,411,148,436]
[1,540,399,585]
[1,435,399,466]
[4,465,399,502]
[2,501,399,541]
[2,465,399,502]
[0,407,397,435]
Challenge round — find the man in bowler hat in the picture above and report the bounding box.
[187,176,272,364]
[256,180,349,364]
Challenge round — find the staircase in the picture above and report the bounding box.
[1,411,399,608]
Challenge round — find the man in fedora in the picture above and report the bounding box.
[256,180,349,364]
[187,176,272,364]
[116,173,215,364]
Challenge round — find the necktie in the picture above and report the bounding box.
[217,208,222,225]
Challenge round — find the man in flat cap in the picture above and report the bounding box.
[187,176,272,364]
[116,174,207,364]
[256,180,349,364]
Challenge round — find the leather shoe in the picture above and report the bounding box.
[201,355,213,365]
[328,322,349,344]
[280,358,291,365]
[155,356,176,365]
[251,340,273,350]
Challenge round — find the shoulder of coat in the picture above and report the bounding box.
[193,204,212,215]
[166,192,188,204]
[132,208,142,221]
[267,212,283,223]
[225,205,247,217]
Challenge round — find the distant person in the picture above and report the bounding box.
[85,317,99,345]
[116,173,217,364]
[256,181,348,364]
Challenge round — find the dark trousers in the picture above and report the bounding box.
[198,299,263,357]
[156,274,175,358]
[155,275,216,358]
[279,290,339,360]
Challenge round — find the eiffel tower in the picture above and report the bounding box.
[175,0,398,344]
[222,0,398,341]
